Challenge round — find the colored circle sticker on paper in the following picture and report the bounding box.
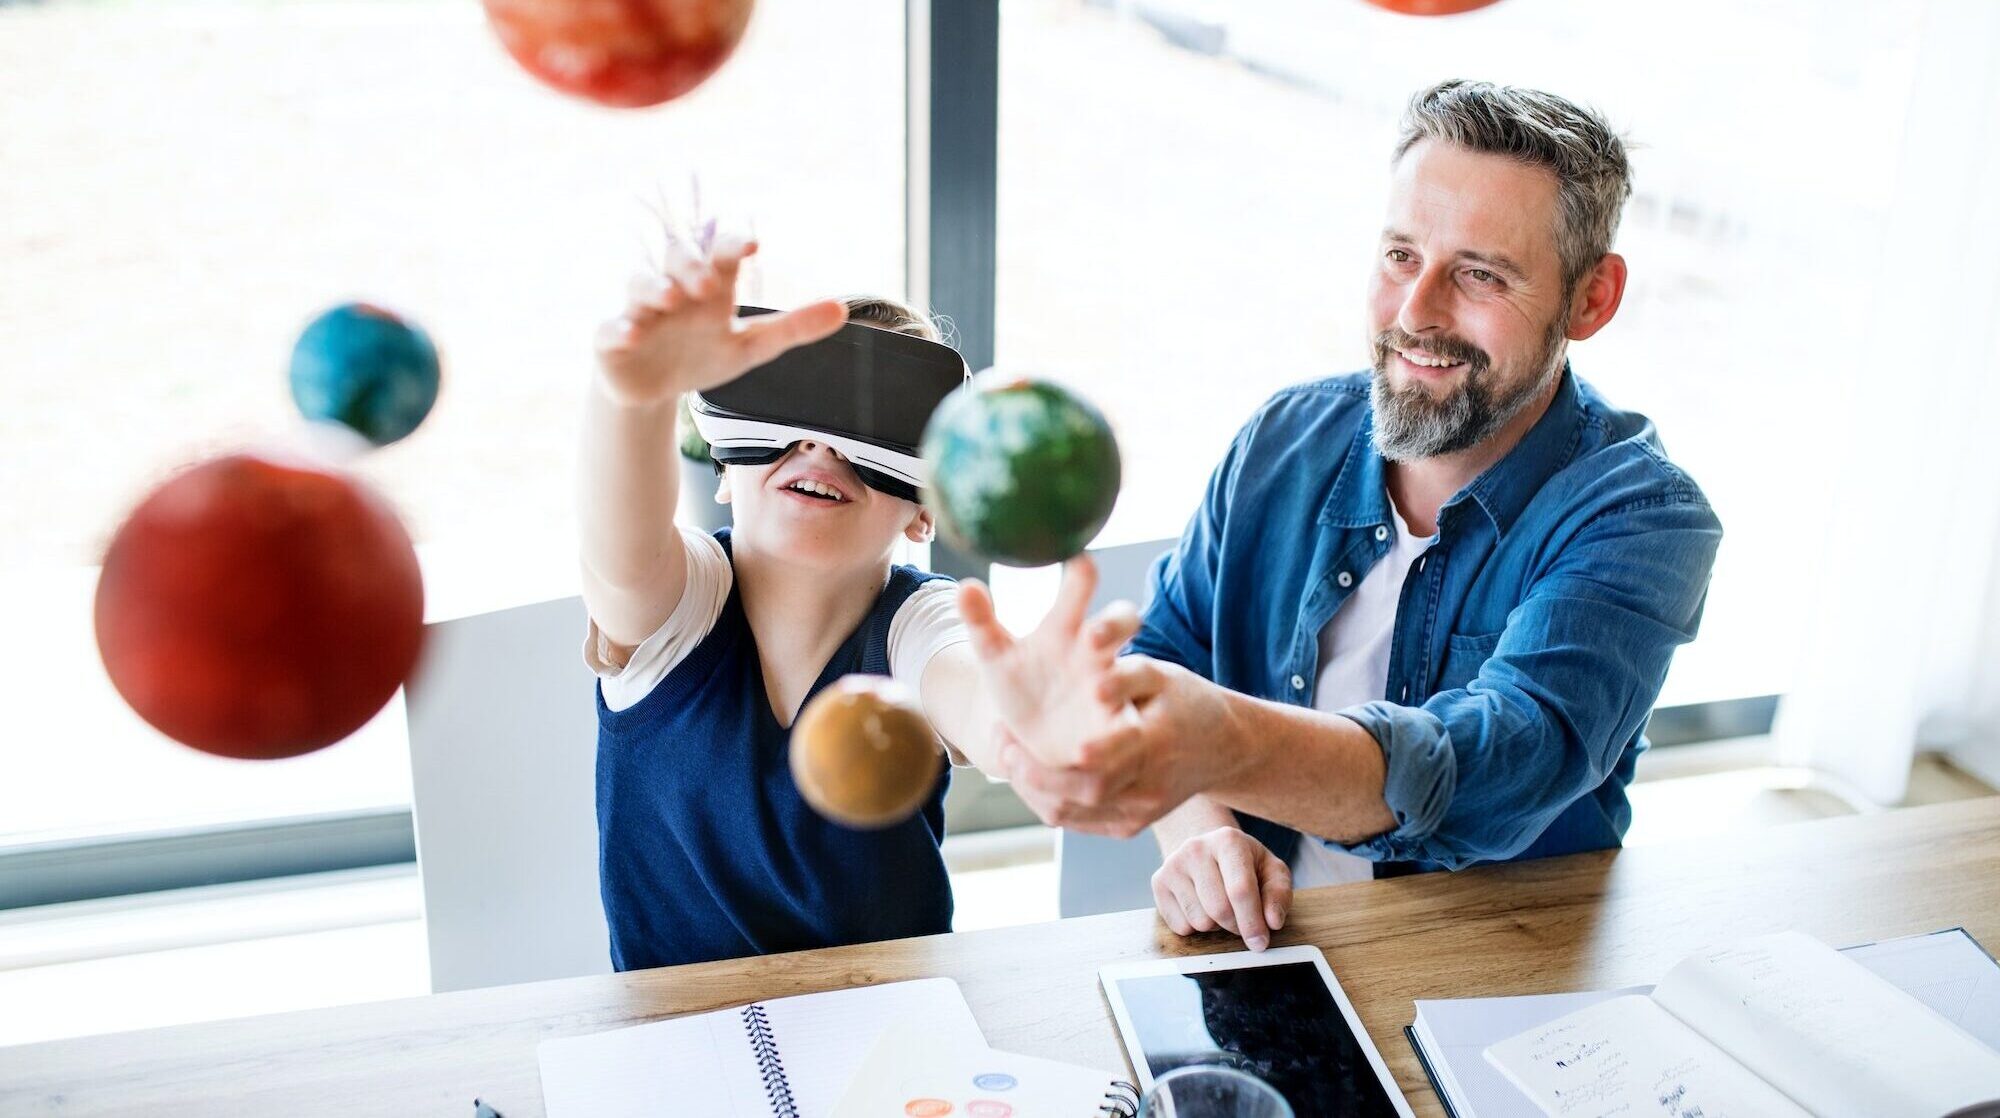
[905,1101,953,1117]
[972,1073,1018,1092]
[968,1102,1014,1118]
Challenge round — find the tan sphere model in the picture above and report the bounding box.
[790,675,942,829]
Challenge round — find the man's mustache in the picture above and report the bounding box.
[1373,329,1490,374]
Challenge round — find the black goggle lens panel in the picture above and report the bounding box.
[708,444,919,503]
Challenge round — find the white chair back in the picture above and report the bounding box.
[1056,540,1175,918]
[403,596,611,992]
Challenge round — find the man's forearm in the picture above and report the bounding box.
[1150,794,1238,856]
[1208,690,1398,845]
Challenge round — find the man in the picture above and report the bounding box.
[964,80,1723,951]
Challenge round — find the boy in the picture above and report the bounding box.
[579,233,1131,969]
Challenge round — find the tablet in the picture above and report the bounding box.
[1100,946,1415,1117]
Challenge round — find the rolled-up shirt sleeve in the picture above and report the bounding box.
[1331,493,1723,868]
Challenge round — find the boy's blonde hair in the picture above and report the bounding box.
[839,295,945,344]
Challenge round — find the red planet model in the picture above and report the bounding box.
[94,453,425,760]
[1363,0,1503,14]
[481,0,755,109]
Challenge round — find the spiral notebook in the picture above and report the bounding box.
[831,1022,1142,1117]
[537,977,985,1117]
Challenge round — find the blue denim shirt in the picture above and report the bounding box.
[1130,367,1722,872]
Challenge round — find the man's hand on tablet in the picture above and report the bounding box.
[1152,825,1293,953]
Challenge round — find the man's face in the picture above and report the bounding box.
[1366,139,1573,461]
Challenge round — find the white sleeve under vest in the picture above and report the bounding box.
[582,528,969,716]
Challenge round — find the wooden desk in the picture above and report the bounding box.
[4,797,1996,1116]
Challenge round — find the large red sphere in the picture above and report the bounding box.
[94,454,425,760]
[1362,0,1503,14]
[482,0,755,109]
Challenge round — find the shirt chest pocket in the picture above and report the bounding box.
[1434,630,1504,694]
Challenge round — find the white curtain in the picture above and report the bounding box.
[1773,0,2000,804]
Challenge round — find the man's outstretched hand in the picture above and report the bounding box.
[991,654,1245,838]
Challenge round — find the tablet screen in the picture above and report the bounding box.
[1110,961,1402,1116]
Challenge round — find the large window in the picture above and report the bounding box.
[0,0,905,845]
[6,0,1973,864]
[996,0,1924,706]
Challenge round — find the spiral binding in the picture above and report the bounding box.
[740,1004,800,1118]
[1098,1079,1140,1117]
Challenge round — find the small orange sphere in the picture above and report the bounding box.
[790,676,941,829]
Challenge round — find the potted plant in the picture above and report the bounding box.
[677,395,731,532]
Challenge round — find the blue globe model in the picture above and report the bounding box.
[289,303,440,447]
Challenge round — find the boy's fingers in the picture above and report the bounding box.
[1218,842,1270,951]
[733,299,847,369]
[662,252,719,304]
[1045,556,1100,639]
[1096,657,1167,708]
[709,233,758,264]
[1012,746,1133,810]
[625,274,687,325]
[626,272,669,311]
[595,316,635,354]
[1074,717,1144,772]
[707,240,752,294]
[1086,601,1141,657]
[956,580,1015,660]
[660,235,698,273]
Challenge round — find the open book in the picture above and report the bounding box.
[1484,930,2000,1117]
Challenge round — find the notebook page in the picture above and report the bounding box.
[757,977,985,1115]
[538,1008,766,1117]
[1414,987,1647,1118]
[1652,930,2000,1118]
[1841,927,2000,1050]
[1483,994,1810,1118]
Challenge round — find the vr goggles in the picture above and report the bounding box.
[689,305,969,503]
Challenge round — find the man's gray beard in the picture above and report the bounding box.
[1370,321,1568,462]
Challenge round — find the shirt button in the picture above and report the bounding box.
[1417,556,1427,573]
[1337,571,1354,588]
[1374,525,1389,542]
[1400,683,1411,702]
[1291,674,1306,691]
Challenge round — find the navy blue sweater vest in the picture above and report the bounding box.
[594,529,954,971]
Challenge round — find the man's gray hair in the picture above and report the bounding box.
[1394,79,1632,294]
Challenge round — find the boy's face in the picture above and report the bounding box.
[718,441,934,568]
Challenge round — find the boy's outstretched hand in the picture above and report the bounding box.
[594,234,847,408]
[955,557,1142,771]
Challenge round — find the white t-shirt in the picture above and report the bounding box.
[582,528,970,754]
[1289,494,1437,888]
